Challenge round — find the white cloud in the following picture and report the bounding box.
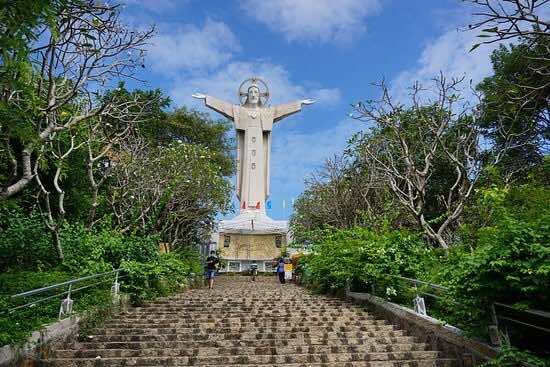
[391,28,500,104]
[270,118,363,195]
[171,61,341,108]
[241,0,382,44]
[147,20,241,75]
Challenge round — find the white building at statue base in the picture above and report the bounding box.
[212,210,289,273]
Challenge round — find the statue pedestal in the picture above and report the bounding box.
[212,210,288,273]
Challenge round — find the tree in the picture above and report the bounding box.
[164,108,234,177]
[466,0,549,47]
[350,76,483,249]
[477,38,550,182]
[1,1,155,199]
[0,0,62,65]
[108,139,232,247]
[0,1,155,259]
[290,150,408,244]
[476,41,549,182]
[85,85,162,227]
[467,0,549,183]
[86,100,235,247]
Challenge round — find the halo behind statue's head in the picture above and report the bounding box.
[239,77,269,106]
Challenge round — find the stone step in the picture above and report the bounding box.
[113,314,375,323]
[125,309,369,317]
[129,306,368,313]
[44,357,460,367]
[44,350,446,366]
[73,336,420,350]
[53,342,429,359]
[42,276,459,367]
[91,324,399,336]
[128,309,368,316]
[146,300,351,306]
[190,361,460,367]
[80,330,407,343]
[104,319,388,329]
[150,295,347,301]
[137,299,358,304]
[118,314,373,321]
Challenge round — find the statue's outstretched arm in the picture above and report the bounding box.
[274,99,315,122]
[192,93,234,120]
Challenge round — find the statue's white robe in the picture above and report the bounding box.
[204,96,302,212]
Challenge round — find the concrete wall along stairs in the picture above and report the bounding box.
[41,276,460,366]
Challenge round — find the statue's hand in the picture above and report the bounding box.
[192,93,206,100]
[301,99,316,105]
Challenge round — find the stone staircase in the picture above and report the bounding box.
[42,276,460,366]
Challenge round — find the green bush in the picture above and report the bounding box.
[122,250,201,305]
[0,205,162,274]
[0,205,57,271]
[0,247,202,345]
[295,184,550,362]
[301,227,434,295]
[60,223,160,274]
[480,346,549,367]
[436,186,550,336]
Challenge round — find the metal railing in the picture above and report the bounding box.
[348,274,550,347]
[5,269,123,319]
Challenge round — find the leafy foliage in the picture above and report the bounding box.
[480,346,549,367]
[122,249,201,305]
[0,270,110,346]
[435,186,550,335]
[0,204,201,346]
[301,228,434,294]
[476,39,550,182]
[108,142,232,247]
[0,204,56,271]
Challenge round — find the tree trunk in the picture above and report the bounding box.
[1,147,34,199]
[51,227,64,260]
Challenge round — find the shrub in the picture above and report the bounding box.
[60,223,160,274]
[0,210,201,345]
[0,206,161,275]
[122,249,201,305]
[480,346,549,367]
[430,185,550,345]
[302,227,434,295]
[438,204,550,337]
[0,205,57,271]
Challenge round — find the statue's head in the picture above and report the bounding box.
[246,85,261,106]
[238,77,269,107]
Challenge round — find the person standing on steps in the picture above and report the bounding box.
[206,250,219,289]
[277,257,286,284]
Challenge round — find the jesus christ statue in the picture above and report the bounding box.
[193,77,314,213]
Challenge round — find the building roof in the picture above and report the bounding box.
[218,210,288,235]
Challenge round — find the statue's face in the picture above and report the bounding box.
[247,86,260,105]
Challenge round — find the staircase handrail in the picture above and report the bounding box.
[4,269,124,317]
[384,274,448,291]
[349,273,550,346]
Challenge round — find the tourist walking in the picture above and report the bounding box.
[277,258,286,284]
[205,250,219,289]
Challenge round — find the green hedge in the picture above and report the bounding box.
[300,228,436,295]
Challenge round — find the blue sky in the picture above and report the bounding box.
[121,0,503,220]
